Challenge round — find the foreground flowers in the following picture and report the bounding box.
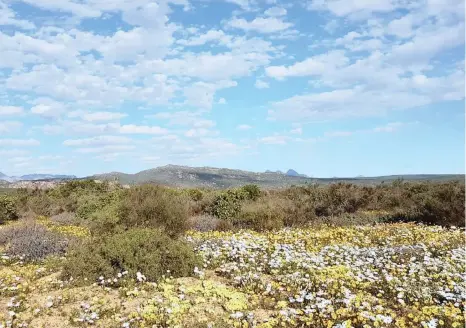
[1,223,464,327]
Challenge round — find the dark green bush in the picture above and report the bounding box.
[208,189,248,220]
[0,223,68,261]
[395,181,465,226]
[61,228,201,283]
[0,195,19,223]
[240,184,261,201]
[26,193,55,216]
[235,200,284,231]
[75,194,103,220]
[117,185,190,237]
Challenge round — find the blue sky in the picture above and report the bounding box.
[0,0,464,178]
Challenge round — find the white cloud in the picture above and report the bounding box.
[266,51,349,79]
[388,23,465,67]
[0,1,36,30]
[325,121,412,137]
[264,7,287,17]
[30,104,62,118]
[237,124,252,130]
[218,98,227,105]
[226,17,293,33]
[63,135,131,147]
[38,155,64,160]
[371,122,406,133]
[0,149,29,156]
[322,19,339,33]
[225,0,251,10]
[0,105,24,115]
[268,87,434,121]
[259,135,290,145]
[290,127,302,134]
[177,30,230,46]
[324,130,354,137]
[305,0,404,18]
[0,138,40,146]
[255,79,270,89]
[29,97,67,119]
[0,121,22,133]
[148,111,215,128]
[7,156,33,163]
[119,124,169,135]
[69,111,127,122]
[184,128,219,138]
[76,145,135,154]
[142,156,161,162]
[19,0,101,18]
[183,80,237,109]
[386,14,416,38]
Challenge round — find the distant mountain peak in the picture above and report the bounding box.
[286,169,299,176]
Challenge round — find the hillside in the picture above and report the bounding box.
[0,172,76,182]
[90,165,464,188]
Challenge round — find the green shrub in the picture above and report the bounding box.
[0,223,68,261]
[75,194,103,220]
[208,189,247,220]
[86,201,123,235]
[398,182,465,226]
[240,184,261,201]
[117,185,190,237]
[183,188,204,201]
[235,200,284,231]
[26,193,55,216]
[0,195,19,223]
[61,228,201,283]
[52,180,111,198]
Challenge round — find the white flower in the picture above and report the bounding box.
[230,312,243,319]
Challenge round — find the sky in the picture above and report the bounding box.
[0,0,464,178]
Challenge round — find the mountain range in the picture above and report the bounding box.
[0,173,76,183]
[1,166,463,189]
[89,165,463,189]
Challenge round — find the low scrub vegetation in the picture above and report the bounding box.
[62,228,201,284]
[0,222,68,261]
[3,179,465,231]
[0,179,463,281]
[0,194,18,223]
[0,179,464,327]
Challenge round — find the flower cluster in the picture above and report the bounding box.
[1,223,464,327]
[189,223,465,327]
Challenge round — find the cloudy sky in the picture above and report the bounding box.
[0,0,464,177]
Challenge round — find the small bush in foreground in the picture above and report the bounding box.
[62,228,201,283]
[0,223,68,261]
[0,195,19,223]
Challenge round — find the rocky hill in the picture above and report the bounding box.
[90,165,464,189]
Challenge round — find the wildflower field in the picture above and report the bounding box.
[1,222,464,328]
